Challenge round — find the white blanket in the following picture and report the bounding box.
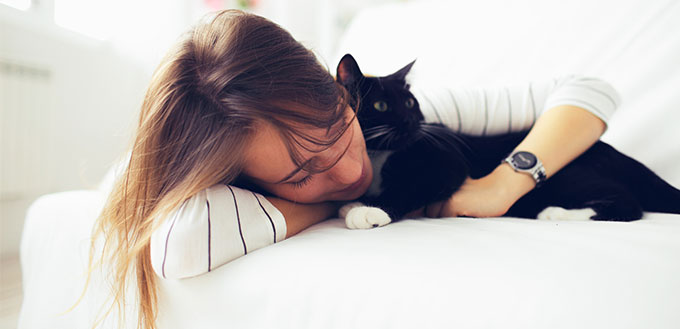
[19,0,680,328]
[158,214,680,329]
[18,190,680,328]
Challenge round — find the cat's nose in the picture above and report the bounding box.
[406,120,420,132]
[396,120,420,140]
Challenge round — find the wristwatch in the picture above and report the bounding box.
[503,151,547,187]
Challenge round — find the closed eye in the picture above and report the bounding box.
[291,175,313,189]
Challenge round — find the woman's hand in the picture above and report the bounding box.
[424,164,535,218]
[409,105,607,219]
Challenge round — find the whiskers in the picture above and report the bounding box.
[417,124,470,150]
[362,122,473,168]
[363,125,399,149]
[416,123,474,167]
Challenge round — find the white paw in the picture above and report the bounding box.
[339,202,392,229]
[537,206,596,221]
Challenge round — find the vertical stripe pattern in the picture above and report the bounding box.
[161,210,181,279]
[447,90,463,132]
[421,94,443,124]
[227,186,248,255]
[206,200,212,272]
[528,83,537,123]
[253,192,278,243]
[505,87,513,133]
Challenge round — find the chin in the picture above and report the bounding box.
[339,188,367,201]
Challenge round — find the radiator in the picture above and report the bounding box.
[0,59,54,201]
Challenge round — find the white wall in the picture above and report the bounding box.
[0,6,155,255]
[0,0,399,256]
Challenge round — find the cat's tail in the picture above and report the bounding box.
[597,143,680,214]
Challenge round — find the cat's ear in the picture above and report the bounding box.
[336,54,364,87]
[387,59,416,82]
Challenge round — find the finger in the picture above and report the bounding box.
[425,201,444,218]
[404,207,425,219]
[438,201,461,218]
[439,205,457,218]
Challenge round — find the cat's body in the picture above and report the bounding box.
[336,54,680,228]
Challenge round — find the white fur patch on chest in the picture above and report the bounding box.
[537,206,596,221]
[366,150,393,197]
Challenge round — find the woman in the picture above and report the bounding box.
[91,9,619,329]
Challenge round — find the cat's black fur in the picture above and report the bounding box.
[336,54,680,221]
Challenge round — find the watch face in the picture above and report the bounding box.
[512,151,537,170]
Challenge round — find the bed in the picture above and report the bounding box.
[19,0,680,328]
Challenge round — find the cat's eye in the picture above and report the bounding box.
[373,101,388,112]
[405,98,415,109]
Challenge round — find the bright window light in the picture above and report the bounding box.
[0,0,31,10]
[54,0,114,40]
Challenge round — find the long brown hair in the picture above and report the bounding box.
[88,10,351,329]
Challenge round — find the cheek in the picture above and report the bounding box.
[351,119,367,151]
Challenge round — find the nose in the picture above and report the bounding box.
[328,151,362,185]
[399,118,420,133]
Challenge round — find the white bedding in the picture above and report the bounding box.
[19,0,680,328]
[18,190,680,328]
[158,214,680,329]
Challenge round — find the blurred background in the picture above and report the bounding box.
[0,0,407,256]
[0,0,399,325]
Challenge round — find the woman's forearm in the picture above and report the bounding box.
[266,197,339,238]
[491,104,607,203]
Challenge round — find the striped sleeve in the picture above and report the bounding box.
[410,75,621,135]
[542,75,621,127]
[150,184,286,279]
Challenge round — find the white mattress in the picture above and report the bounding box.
[158,213,680,329]
[19,190,680,328]
[19,0,680,328]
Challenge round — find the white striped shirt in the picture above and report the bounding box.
[150,185,286,279]
[411,75,620,134]
[150,74,620,279]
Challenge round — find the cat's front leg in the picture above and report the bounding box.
[339,202,392,229]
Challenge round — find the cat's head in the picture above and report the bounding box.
[336,54,424,150]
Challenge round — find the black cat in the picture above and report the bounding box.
[335,53,680,227]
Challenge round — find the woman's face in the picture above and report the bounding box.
[242,106,373,203]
